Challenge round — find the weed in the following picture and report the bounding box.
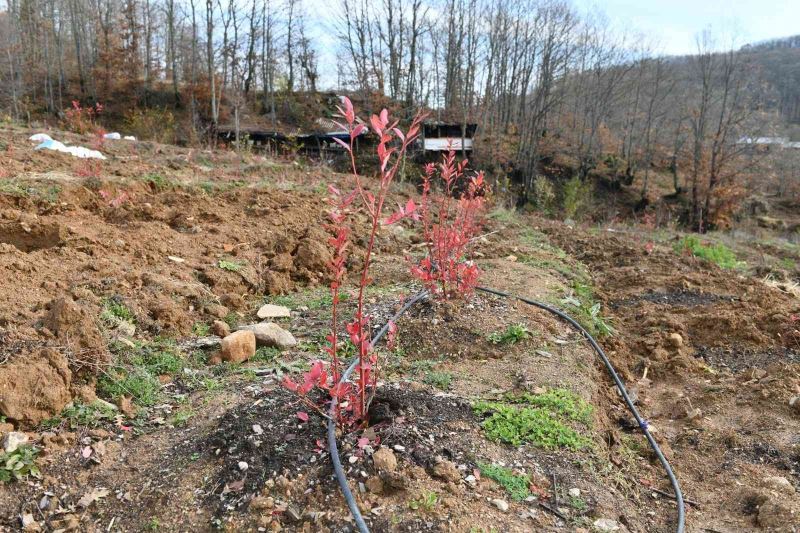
[171,409,193,427]
[253,346,281,363]
[99,339,185,406]
[474,401,589,449]
[42,401,117,429]
[488,206,519,224]
[142,173,169,191]
[63,100,103,134]
[192,322,210,336]
[223,312,239,329]
[478,463,531,501]
[0,445,41,482]
[779,257,796,270]
[218,259,244,272]
[100,298,135,327]
[423,370,453,390]
[675,235,741,269]
[408,490,438,511]
[570,495,588,512]
[488,323,531,345]
[504,388,593,425]
[560,282,614,337]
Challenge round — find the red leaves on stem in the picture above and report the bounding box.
[282,98,426,428]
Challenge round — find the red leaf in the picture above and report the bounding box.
[332,137,351,151]
[296,411,309,422]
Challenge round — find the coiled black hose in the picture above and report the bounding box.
[327,286,686,533]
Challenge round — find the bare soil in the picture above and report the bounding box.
[0,125,799,532]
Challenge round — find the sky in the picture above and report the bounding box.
[573,0,800,55]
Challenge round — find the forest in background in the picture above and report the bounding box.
[1,0,800,231]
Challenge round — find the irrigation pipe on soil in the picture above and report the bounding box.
[327,286,685,533]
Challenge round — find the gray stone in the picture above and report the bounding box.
[237,322,297,349]
[3,432,29,453]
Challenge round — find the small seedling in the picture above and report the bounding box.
[423,370,453,390]
[409,490,438,511]
[0,445,41,482]
[488,323,531,345]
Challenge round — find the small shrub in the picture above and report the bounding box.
[63,100,103,134]
[532,175,556,213]
[411,151,486,299]
[124,107,176,144]
[101,298,135,326]
[562,175,593,220]
[0,445,41,482]
[478,463,531,501]
[488,323,531,345]
[675,235,741,269]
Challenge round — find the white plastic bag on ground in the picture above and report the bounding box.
[103,132,121,140]
[123,135,137,141]
[35,139,107,160]
[29,133,52,142]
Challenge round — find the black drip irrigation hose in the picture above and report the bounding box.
[327,286,685,533]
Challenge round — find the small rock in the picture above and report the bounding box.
[762,476,795,495]
[237,322,297,349]
[758,498,796,528]
[251,496,275,511]
[238,461,249,471]
[593,518,621,532]
[685,407,702,421]
[253,424,264,435]
[257,304,291,319]
[789,396,800,414]
[393,445,406,452]
[465,474,477,486]
[491,498,509,512]
[751,368,767,380]
[505,255,518,262]
[211,320,231,337]
[3,431,29,453]
[372,447,398,473]
[568,487,581,498]
[365,475,384,494]
[205,304,229,319]
[432,459,461,483]
[221,330,257,363]
[666,332,683,349]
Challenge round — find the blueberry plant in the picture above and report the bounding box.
[284,98,424,427]
[411,150,486,299]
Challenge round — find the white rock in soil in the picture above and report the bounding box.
[252,424,264,435]
[237,322,297,349]
[238,461,249,471]
[491,499,509,512]
[256,304,291,319]
[593,518,621,532]
[3,432,29,453]
[762,476,795,494]
[568,487,581,498]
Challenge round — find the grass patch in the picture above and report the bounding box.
[474,388,592,449]
[98,339,185,406]
[42,400,117,429]
[504,388,593,425]
[0,445,40,482]
[473,401,590,449]
[142,173,169,191]
[100,297,135,327]
[488,323,531,345]
[218,259,244,272]
[488,206,520,224]
[252,346,281,363]
[423,371,453,390]
[675,235,742,269]
[478,463,531,501]
[192,322,210,336]
[560,281,614,337]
